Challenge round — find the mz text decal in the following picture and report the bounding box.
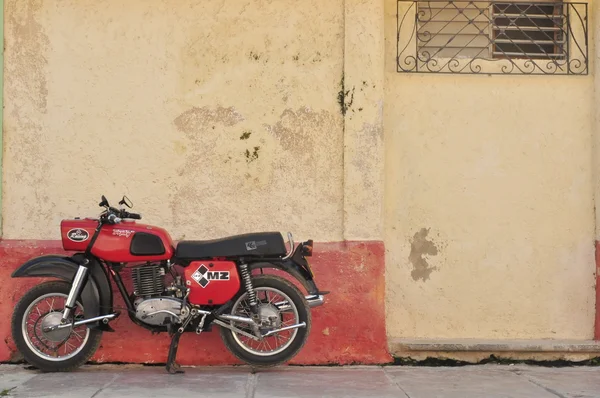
[191,264,230,288]
[67,228,90,242]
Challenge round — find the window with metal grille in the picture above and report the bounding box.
[398,0,588,74]
[492,2,565,59]
[416,1,491,60]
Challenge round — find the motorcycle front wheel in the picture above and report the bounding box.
[220,274,311,366]
[11,281,103,372]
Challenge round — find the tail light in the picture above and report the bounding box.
[302,240,313,257]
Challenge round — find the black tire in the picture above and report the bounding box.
[220,274,311,367]
[11,281,103,372]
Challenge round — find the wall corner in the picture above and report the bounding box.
[342,0,385,241]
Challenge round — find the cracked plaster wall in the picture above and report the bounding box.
[3,0,346,241]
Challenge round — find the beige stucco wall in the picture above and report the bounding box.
[3,0,597,342]
[342,0,385,241]
[384,0,596,339]
[3,0,346,241]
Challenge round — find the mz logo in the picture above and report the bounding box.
[191,264,230,288]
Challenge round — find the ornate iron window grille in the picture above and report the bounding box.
[397,0,588,74]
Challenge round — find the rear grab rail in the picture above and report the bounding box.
[282,232,295,260]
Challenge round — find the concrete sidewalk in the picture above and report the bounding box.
[0,364,599,398]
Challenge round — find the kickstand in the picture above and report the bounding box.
[166,332,184,375]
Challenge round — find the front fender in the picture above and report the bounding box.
[12,254,113,331]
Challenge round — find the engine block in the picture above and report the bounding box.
[132,263,165,297]
[134,297,182,326]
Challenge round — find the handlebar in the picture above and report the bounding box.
[107,213,122,224]
[122,211,141,220]
[99,196,142,224]
[105,210,141,224]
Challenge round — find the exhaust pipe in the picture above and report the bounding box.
[276,295,325,311]
[262,322,307,337]
[217,314,255,324]
[306,294,325,308]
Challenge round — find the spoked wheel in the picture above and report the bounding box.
[220,275,311,366]
[11,281,102,372]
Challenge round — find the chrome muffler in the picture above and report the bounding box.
[306,294,325,308]
[275,294,325,311]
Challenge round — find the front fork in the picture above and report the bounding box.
[61,265,89,323]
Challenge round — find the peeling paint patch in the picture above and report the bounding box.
[264,107,336,155]
[173,140,187,155]
[173,106,243,135]
[409,228,439,281]
[361,122,383,142]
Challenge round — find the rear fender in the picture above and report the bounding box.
[11,254,113,331]
[248,259,319,295]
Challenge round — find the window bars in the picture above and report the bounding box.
[396,0,588,74]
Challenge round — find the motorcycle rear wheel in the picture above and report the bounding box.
[219,274,311,366]
[11,281,103,372]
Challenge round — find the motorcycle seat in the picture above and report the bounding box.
[176,232,287,260]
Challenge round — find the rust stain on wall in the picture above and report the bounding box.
[409,228,439,281]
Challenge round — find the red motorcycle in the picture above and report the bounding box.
[10,196,327,373]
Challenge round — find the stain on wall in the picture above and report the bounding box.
[264,107,338,156]
[174,106,244,135]
[409,228,439,281]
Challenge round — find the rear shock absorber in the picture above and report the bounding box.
[239,263,258,314]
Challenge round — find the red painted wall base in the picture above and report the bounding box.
[0,240,391,365]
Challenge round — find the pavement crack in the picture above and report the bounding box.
[90,374,120,398]
[382,368,411,398]
[520,375,567,398]
[245,372,258,398]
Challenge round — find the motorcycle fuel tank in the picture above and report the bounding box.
[184,261,241,305]
[60,219,98,251]
[60,219,174,262]
[92,222,174,262]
